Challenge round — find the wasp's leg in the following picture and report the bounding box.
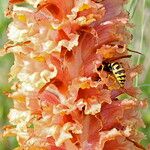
[101,64,104,71]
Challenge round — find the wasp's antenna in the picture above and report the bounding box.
[108,44,143,55]
[126,137,146,150]
[127,48,144,55]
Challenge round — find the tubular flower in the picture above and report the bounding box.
[2,0,148,149]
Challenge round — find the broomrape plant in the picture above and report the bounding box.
[1,0,149,149]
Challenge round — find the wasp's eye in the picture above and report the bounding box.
[97,65,102,71]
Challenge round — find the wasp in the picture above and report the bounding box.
[97,55,132,87]
[97,44,143,87]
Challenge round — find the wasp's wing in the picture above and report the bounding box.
[104,55,132,62]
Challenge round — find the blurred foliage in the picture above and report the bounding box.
[126,0,150,147]
[0,0,150,149]
[0,0,18,149]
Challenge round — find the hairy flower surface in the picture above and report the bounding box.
[2,0,148,149]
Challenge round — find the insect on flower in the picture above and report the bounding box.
[97,55,132,87]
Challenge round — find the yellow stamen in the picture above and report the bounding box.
[17,14,26,22]
[33,56,45,62]
[79,4,90,12]
[80,82,90,89]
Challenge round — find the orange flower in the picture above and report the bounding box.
[2,0,148,149]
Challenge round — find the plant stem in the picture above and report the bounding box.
[135,0,145,87]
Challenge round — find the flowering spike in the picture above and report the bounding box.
[2,0,149,149]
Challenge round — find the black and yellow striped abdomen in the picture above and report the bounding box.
[110,62,126,87]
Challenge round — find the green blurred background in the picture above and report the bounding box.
[0,0,150,149]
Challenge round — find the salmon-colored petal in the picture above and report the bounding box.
[102,0,127,22]
[38,0,74,20]
[39,90,60,105]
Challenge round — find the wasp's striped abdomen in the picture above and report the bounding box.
[110,62,126,87]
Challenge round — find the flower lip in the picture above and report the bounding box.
[45,4,60,19]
